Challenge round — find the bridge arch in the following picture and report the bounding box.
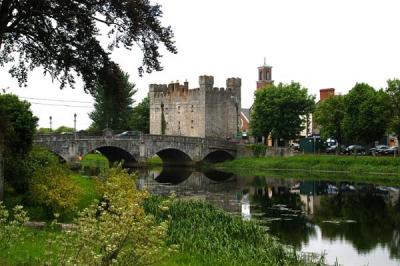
[94,146,137,167]
[155,148,193,166]
[203,150,234,163]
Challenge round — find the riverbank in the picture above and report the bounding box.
[1,170,322,265]
[215,155,400,184]
[0,197,322,266]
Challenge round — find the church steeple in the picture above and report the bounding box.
[256,59,273,90]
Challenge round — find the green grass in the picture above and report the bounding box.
[0,228,62,265]
[216,155,400,184]
[4,174,100,223]
[145,197,321,266]
[80,153,109,170]
[2,195,321,265]
[70,174,100,211]
[147,155,163,166]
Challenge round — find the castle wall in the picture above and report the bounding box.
[149,76,241,138]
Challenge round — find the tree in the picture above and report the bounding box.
[343,83,391,146]
[250,82,315,146]
[89,63,136,130]
[36,128,51,134]
[0,94,38,194]
[130,97,150,133]
[54,126,74,133]
[313,95,345,151]
[0,0,177,93]
[386,79,400,144]
[0,94,38,156]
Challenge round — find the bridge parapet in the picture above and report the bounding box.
[34,133,237,165]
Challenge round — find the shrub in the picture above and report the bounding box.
[0,168,172,265]
[30,165,80,220]
[53,167,171,265]
[250,144,267,157]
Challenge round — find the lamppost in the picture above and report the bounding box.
[49,116,52,132]
[231,96,239,138]
[74,113,77,139]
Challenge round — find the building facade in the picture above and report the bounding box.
[256,63,273,90]
[149,75,241,138]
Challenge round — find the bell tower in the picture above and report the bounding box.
[256,58,273,90]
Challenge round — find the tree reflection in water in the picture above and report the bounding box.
[313,186,400,259]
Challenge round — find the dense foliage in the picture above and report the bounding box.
[30,165,80,219]
[0,168,171,265]
[3,147,81,220]
[130,97,150,133]
[314,95,345,149]
[89,63,136,130]
[343,83,391,145]
[0,94,38,156]
[0,0,177,93]
[250,82,315,146]
[386,79,400,144]
[0,94,38,193]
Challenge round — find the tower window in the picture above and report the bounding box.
[191,120,194,128]
[259,71,262,81]
[177,105,180,114]
[191,105,194,112]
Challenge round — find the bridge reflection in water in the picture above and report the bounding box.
[136,168,400,266]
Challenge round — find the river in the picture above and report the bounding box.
[136,167,400,266]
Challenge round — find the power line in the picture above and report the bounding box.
[29,101,93,108]
[20,96,93,104]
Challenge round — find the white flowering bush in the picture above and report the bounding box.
[0,203,29,253]
[52,167,171,265]
[1,167,172,265]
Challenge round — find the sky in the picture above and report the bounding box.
[1,0,400,130]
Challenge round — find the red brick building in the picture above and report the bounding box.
[256,63,273,90]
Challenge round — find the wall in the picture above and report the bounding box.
[149,75,241,138]
[149,82,205,137]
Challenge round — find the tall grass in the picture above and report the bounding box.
[145,197,322,266]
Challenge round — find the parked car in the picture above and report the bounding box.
[369,145,390,155]
[344,145,366,155]
[385,146,399,155]
[115,130,140,138]
[326,144,346,154]
[290,143,300,151]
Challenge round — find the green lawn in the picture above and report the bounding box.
[216,155,400,184]
[0,228,62,265]
[70,174,101,211]
[80,153,109,171]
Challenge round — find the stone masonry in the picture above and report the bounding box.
[149,76,241,138]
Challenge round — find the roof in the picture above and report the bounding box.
[241,108,251,121]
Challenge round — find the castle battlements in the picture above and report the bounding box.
[150,75,241,138]
[149,75,241,100]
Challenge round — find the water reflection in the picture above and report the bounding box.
[136,167,400,266]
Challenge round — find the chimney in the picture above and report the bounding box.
[320,88,335,101]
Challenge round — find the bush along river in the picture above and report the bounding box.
[135,166,400,266]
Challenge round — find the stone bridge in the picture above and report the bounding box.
[33,132,237,166]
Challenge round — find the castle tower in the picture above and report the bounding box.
[256,60,273,90]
